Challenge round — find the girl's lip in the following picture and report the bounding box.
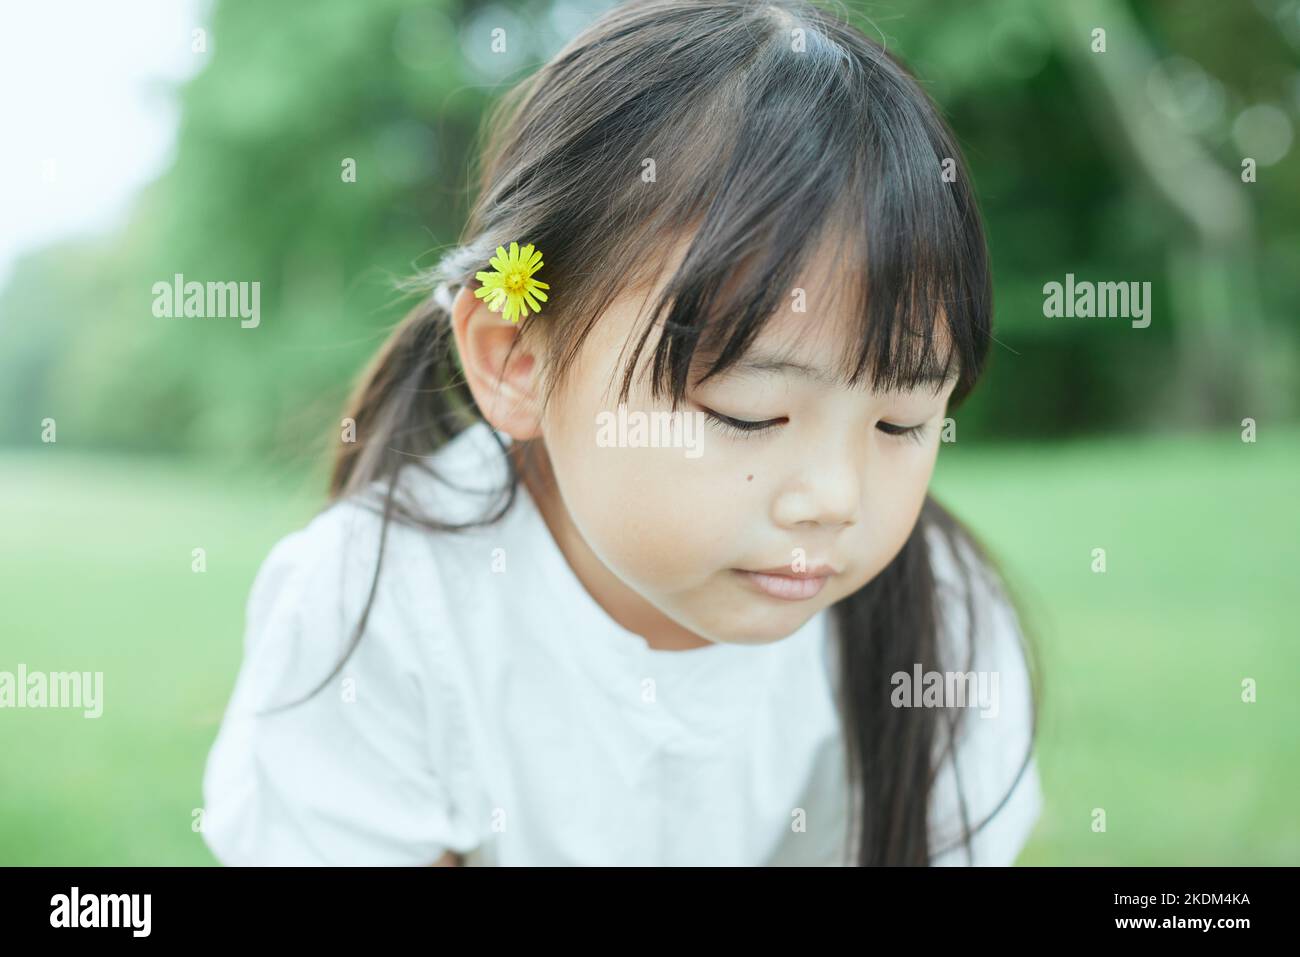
[736,569,830,601]
[744,563,839,579]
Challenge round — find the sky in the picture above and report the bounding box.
[0,0,205,288]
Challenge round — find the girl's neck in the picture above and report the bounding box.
[510,438,715,652]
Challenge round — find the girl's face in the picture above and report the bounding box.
[530,239,958,649]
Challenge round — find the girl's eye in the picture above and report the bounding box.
[700,408,785,439]
[876,420,929,444]
[699,406,930,444]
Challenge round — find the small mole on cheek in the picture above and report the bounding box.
[746,474,754,482]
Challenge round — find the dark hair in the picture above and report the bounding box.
[264,0,1040,866]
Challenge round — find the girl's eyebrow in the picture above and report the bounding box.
[724,352,958,392]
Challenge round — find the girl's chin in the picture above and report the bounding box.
[701,602,822,646]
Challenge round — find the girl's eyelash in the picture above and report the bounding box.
[701,409,784,439]
[700,407,929,444]
[876,420,930,444]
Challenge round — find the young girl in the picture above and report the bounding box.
[202,0,1042,866]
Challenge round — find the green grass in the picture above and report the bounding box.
[931,426,1300,865]
[0,451,324,865]
[1,427,1296,865]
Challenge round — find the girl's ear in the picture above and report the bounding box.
[450,283,544,440]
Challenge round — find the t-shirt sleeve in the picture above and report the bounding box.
[925,526,1044,867]
[200,500,472,866]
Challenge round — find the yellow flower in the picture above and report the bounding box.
[474,241,550,324]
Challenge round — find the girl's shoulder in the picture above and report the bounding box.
[234,496,442,719]
[204,492,480,864]
[247,421,516,643]
[202,434,512,865]
[232,421,527,719]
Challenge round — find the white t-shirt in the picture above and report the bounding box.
[201,420,1043,866]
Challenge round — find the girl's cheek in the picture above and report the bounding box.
[555,442,731,589]
[831,448,934,583]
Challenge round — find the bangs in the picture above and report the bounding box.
[607,27,991,410]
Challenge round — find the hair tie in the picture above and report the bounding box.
[432,281,456,313]
[474,242,549,324]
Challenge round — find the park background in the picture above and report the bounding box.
[1,0,1297,865]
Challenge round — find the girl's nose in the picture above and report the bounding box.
[770,457,861,530]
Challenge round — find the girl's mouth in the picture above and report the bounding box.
[734,568,830,601]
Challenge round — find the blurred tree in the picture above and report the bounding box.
[0,0,1295,458]
[1051,0,1275,424]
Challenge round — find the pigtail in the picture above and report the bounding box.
[330,237,505,499]
[258,247,516,720]
[329,292,466,500]
[836,506,942,864]
[836,497,1041,865]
